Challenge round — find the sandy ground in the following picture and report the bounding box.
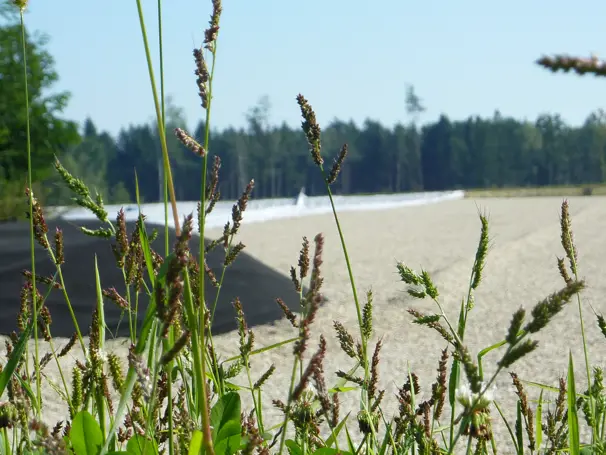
[12,196,606,452]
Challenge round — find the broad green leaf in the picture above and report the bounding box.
[567,352,580,455]
[188,431,203,455]
[210,392,241,438]
[70,411,103,455]
[214,422,241,455]
[210,392,242,455]
[126,435,158,455]
[285,440,302,455]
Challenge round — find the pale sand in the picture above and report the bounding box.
[13,196,606,451]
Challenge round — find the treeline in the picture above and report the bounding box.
[44,105,606,206]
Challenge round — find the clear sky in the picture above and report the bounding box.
[18,0,606,136]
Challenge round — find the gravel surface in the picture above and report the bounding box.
[11,196,606,453]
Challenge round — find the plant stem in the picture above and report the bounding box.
[278,357,300,454]
[134,0,180,236]
[19,8,42,415]
[156,2,175,454]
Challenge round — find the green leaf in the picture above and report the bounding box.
[70,411,103,455]
[493,400,519,454]
[344,425,356,455]
[0,313,36,399]
[312,449,353,455]
[535,389,544,450]
[377,416,394,455]
[324,411,350,448]
[515,401,524,455]
[126,435,158,455]
[188,431,203,455]
[210,392,242,455]
[224,337,299,363]
[285,440,302,455]
[477,338,509,381]
[449,299,466,409]
[328,386,358,394]
[567,352,581,455]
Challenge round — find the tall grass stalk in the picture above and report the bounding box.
[18,2,42,415]
[134,0,180,236]
[155,3,176,455]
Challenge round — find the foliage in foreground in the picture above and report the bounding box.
[4,0,606,454]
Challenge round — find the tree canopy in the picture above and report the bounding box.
[0,16,79,185]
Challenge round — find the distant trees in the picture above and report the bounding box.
[49,101,606,207]
[0,12,80,218]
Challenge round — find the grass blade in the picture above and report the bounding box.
[515,401,524,455]
[567,351,581,455]
[0,316,35,399]
[535,389,544,451]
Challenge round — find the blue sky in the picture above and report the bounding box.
[19,0,606,137]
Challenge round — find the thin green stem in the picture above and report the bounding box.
[573,282,595,442]
[156,3,174,454]
[19,9,42,414]
[194,42,219,453]
[278,356,300,454]
[561,217,595,444]
[320,168,379,452]
[134,0,180,236]
[244,362,264,435]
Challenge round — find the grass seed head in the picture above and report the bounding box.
[296,94,323,166]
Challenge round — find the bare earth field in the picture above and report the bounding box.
[15,196,606,452]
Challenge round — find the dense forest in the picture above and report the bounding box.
[2,9,606,217]
[44,100,606,205]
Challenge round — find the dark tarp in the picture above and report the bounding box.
[0,219,303,338]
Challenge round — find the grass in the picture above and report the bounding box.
[4,0,606,454]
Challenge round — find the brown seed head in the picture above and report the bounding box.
[327,144,348,184]
[537,54,606,77]
[175,128,205,157]
[292,335,326,402]
[296,94,323,166]
[298,236,310,280]
[112,209,129,268]
[54,228,64,265]
[26,187,49,249]
[230,180,254,234]
[193,48,210,109]
[276,298,297,327]
[204,0,222,45]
